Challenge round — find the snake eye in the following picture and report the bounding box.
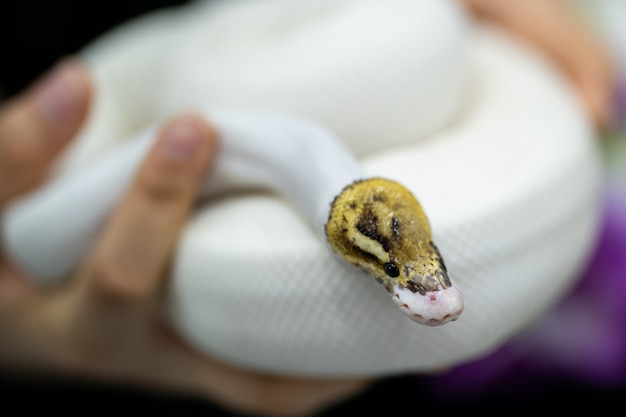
[383,262,400,277]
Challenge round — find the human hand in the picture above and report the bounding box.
[0,61,370,417]
[462,0,615,130]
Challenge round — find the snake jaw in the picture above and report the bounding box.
[392,282,463,326]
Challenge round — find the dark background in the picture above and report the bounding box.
[0,0,189,98]
[1,1,625,415]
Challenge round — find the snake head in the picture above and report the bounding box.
[325,178,464,326]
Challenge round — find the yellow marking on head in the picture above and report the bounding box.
[345,227,390,263]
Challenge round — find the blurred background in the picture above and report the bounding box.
[1,0,625,414]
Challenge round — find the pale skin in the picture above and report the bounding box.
[463,0,614,130]
[0,1,614,416]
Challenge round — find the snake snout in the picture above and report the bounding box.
[392,282,463,326]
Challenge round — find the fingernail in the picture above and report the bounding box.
[34,61,85,127]
[159,119,205,162]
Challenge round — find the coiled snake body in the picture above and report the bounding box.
[1,0,600,376]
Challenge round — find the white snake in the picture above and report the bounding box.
[2,0,602,376]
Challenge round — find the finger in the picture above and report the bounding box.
[463,0,615,130]
[57,114,216,359]
[527,9,615,130]
[565,44,615,131]
[0,59,92,205]
[76,113,217,316]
